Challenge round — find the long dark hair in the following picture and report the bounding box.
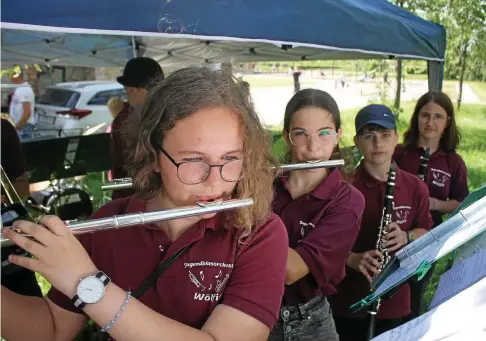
[283,88,341,162]
[403,91,461,152]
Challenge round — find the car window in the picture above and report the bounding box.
[86,89,127,105]
[37,88,81,108]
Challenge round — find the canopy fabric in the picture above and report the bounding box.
[1,0,446,69]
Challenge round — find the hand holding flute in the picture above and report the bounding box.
[3,215,99,298]
[1,198,253,297]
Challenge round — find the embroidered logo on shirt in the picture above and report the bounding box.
[185,262,233,302]
[431,168,451,188]
[299,221,315,238]
[393,203,412,225]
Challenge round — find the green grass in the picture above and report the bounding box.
[453,103,486,190]
[468,81,486,102]
[422,254,454,310]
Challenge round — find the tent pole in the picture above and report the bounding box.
[427,61,444,91]
[131,37,138,58]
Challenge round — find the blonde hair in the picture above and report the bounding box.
[123,67,277,239]
[107,97,125,118]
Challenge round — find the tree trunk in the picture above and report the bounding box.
[457,42,468,110]
[394,59,402,117]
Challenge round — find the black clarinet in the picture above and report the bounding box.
[366,163,396,340]
[418,147,430,182]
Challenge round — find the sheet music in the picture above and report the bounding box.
[429,246,486,310]
[396,213,465,262]
[372,277,486,341]
[453,230,486,266]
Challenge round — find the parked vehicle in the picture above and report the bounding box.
[34,81,126,137]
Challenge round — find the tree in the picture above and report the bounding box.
[417,0,486,109]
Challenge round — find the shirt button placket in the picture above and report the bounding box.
[158,244,167,260]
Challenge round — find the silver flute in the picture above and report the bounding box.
[0,198,253,248]
[101,159,345,191]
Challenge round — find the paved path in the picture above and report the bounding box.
[250,77,483,127]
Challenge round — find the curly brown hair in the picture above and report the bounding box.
[123,67,278,237]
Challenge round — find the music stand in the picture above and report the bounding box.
[68,133,112,175]
[22,133,112,182]
[22,137,70,183]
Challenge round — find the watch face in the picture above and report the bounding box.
[77,276,105,304]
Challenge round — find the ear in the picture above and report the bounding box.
[283,129,290,145]
[353,134,358,148]
[336,128,342,145]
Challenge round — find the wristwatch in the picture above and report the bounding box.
[72,271,111,309]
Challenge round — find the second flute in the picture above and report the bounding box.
[102,159,345,191]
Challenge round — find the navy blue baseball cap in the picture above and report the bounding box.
[355,104,396,133]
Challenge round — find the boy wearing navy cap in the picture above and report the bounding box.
[330,104,433,341]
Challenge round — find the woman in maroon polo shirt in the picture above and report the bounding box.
[2,67,289,341]
[395,91,469,227]
[269,89,365,341]
[330,104,433,341]
[394,91,469,319]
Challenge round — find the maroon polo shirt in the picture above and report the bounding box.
[48,196,288,330]
[330,163,433,319]
[110,103,135,200]
[394,145,469,226]
[272,168,365,306]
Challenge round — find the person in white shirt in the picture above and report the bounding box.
[9,70,36,140]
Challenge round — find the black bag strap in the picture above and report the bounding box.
[132,242,195,299]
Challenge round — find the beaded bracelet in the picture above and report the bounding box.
[101,290,131,333]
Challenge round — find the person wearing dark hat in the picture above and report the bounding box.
[329,104,433,341]
[110,57,164,199]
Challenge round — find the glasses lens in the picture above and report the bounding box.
[221,159,244,182]
[419,113,430,121]
[289,131,309,146]
[178,162,210,184]
[317,130,337,145]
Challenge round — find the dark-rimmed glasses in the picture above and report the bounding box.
[159,148,244,185]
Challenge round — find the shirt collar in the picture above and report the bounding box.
[410,144,448,158]
[356,161,403,189]
[278,167,343,201]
